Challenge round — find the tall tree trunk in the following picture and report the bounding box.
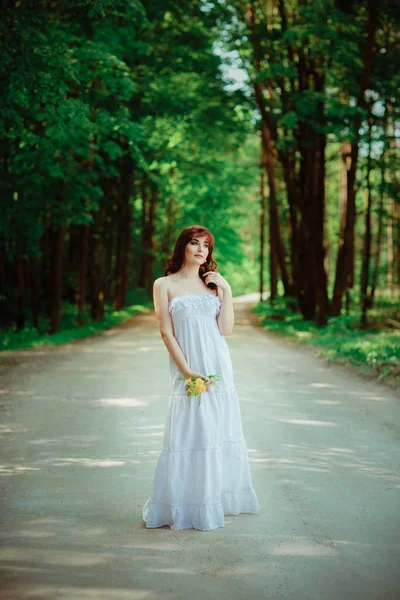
[260,126,290,297]
[104,218,114,303]
[76,223,90,327]
[30,254,41,330]
[160,194,174,261]
[114,157,133,311]
[323,193,331,298]
[313,74,329,326]
[139,180,158,295]
[139,180,148,289]
[47,223,67,334]
[15,232,26,331]
[247,3,291,298]
[395,201,400,292]
[295,60,328,323]
[277,0,298,303]
[280,153,298,302]
[387,197,394,294]
[259,158,266,302]
[386,104,400,297]
[269,197,278,305]
[89,205,106,322]
[253,0,325,319]
[370,155,385,306]
[160,167,177,265]
[332,0,378,315]
[146,184,158,295]
[360,185,373,327]
[360,112,373,327]
[335,141,350,308]
[65,225,79,303]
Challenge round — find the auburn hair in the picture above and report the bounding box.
[163,225,219,292]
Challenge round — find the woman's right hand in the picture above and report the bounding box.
[185,370,215,390]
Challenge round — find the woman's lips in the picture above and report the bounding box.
[195,255,203,258]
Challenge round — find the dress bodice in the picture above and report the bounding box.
[168,293,221,323]
[167,292,233,391]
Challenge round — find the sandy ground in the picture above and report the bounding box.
[0,295,399,600]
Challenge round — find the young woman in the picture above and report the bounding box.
[142,225,260,531]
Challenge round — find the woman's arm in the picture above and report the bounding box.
[203,270,234,336]
[153,278,192,377]
[216,286,234,336]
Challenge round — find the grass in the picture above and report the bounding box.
[0,295,153,356]
[252,294,400,387]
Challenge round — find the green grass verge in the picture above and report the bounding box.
[0,300,153,355]
[252,296,400,386]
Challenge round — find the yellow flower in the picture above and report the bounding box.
[195,380,206,393]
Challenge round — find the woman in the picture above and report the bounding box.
[142,225,260,531]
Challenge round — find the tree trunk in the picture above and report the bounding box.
[65,225,79,303]
[146,184,157,295]
[295,60,328,324]
[323,193,331,298]
[76,223,90,327]
[160,194,174,262]
[259,159,266,302]
[114,157,133,311]
[260,126,290,297]
[395,201,400,292]
[139,180,158,295]
[89,205,106,322]
[360,113,373,327]
[139,181,148,288]
[370,156,385,306]
[280,153,298,303]
[30,254,41,330]
[337,141,351,247]
[159,168,177,266]
[387,197,394,294]
[360,186,373,327]
[103,212,114,303]
[332,0,378,315]
[269,199,278,305]
[247,3,291,300]
[47,223,67,334]
[15,233,26,331]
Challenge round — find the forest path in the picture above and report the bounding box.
[0,295,399,600]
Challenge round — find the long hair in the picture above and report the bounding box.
[163,225,219,292]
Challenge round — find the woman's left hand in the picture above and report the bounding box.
[203,270,231,292]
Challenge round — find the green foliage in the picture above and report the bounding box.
[252,295,400,384]
[0,0,398,357]
[0,299,153,354]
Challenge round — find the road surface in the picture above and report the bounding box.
[0,295,399,599]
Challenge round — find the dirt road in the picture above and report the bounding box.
[1,295,399,599]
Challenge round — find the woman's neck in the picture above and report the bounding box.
[176,265,200,280]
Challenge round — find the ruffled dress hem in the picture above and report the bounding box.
[142,487,260,531]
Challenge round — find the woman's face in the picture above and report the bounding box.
[184,235,210,265]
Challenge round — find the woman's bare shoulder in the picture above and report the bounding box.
[153,276,174,299]
[153,275,172,287]
[153,277,168,296]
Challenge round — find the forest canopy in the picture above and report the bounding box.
[0,0,399,360]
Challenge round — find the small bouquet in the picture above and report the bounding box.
[178,372,222,406]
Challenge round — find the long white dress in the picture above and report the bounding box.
[142,292,260,531]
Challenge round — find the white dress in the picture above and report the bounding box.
[142,292,260,531]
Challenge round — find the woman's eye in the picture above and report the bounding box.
[191,241,209,248]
